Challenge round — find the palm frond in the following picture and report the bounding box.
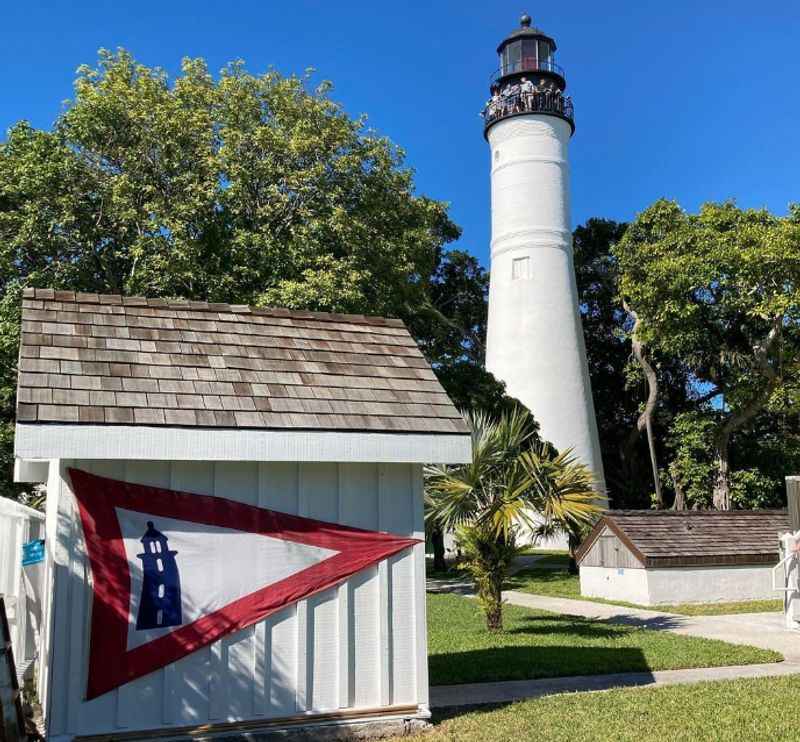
[425,410,603,543]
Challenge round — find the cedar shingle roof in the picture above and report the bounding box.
[576,509,790,567]
[16,288,469,435]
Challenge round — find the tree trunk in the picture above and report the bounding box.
[622,300,663,507]
[712,435,732,510]
[567,532,579,575]
[644,414,663,508]
[484,572,503,631]
[711,318,782,511]
[431,527,447,572]
[672,475,687,510]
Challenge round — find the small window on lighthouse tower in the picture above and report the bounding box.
[512,256,530,280]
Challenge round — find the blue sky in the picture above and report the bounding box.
[2,1,798,267]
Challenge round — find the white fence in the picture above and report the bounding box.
[0,496,45,681]
[775,477,800,631]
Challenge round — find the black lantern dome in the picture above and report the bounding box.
[483,14,574,136]
[497,14,558,64]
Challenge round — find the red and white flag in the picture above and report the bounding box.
[68,468,419,699]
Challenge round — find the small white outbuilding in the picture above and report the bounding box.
[14,288,471,741]
[576,510,788,606]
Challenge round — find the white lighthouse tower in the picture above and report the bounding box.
[484,15,606,494]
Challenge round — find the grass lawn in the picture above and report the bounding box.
[506,568,783,615]
[391,675,800,741]
[526,552,571,568]
[426,593,780,686]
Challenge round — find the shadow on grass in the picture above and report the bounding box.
[608,614,689,630]
[505,614,631,639]
[504,568,575,591]
[429,645,652,686]
[507,610,689,634]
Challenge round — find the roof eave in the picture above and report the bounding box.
[644,553,781,569]
[14,422,472,464]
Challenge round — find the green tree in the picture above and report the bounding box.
[412,248,522,418]
[425,409,601,630]
[615,200,800,509]
[573,218,695,508]
[0,49,501,498]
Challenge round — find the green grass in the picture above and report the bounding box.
[529,553,571,567]
[505,568,583,598]
[506,568,783,615]
[390,675,800,742]
[426,593,780,686]
[657,599,783,615]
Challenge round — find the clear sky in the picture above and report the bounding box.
[2,1,798,267]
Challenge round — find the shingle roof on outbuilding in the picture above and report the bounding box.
[576,509,790,568]
[16,288,469,435]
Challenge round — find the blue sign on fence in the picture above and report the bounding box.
[22,539,45,566]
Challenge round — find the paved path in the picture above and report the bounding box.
[429,561,800,707]
[502,591,800,662]
[426,555,551,595]
[430,660,800,708]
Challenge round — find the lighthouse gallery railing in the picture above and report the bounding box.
[482,91,575,130]
[490,58,566,84]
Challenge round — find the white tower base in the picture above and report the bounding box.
[485,114,606,531]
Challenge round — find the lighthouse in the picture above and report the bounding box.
[483,15,606,493]
[136,521,182,631]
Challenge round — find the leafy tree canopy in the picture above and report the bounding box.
[614,199,800,508]
[0,49,515,497]
[1,50,460,310]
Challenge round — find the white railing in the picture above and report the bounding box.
[0,497,45,681]
[773,531,800,630]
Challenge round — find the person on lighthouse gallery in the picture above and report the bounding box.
[520,76,535,108]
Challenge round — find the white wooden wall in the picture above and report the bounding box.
[41,459,428,740]
[0,496,45,676]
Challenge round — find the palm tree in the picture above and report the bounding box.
[425,408,603,631]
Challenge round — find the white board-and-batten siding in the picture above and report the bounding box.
[42,459,428,740]
[578,527,643,569]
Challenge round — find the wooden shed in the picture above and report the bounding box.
[13,288,471,741]
[576,510,789,606]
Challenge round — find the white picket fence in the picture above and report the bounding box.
[0,496,45,682]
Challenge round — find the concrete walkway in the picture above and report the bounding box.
[429,564,800,707]
[426,554,551,595]
[430,660,800,708]
[502,591,800,662]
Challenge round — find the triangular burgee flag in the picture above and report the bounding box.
[69,468,419,699]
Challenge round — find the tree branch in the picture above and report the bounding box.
[693,386,724,406]
[622,299,663,507]
[419,298,486,359]
[719,316,783,439]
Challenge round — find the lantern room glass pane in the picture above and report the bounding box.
[503,41,522,74]
[521,40,537,71]
[538,40,552,67]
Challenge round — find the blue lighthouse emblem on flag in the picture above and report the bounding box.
[135,521,182,631]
